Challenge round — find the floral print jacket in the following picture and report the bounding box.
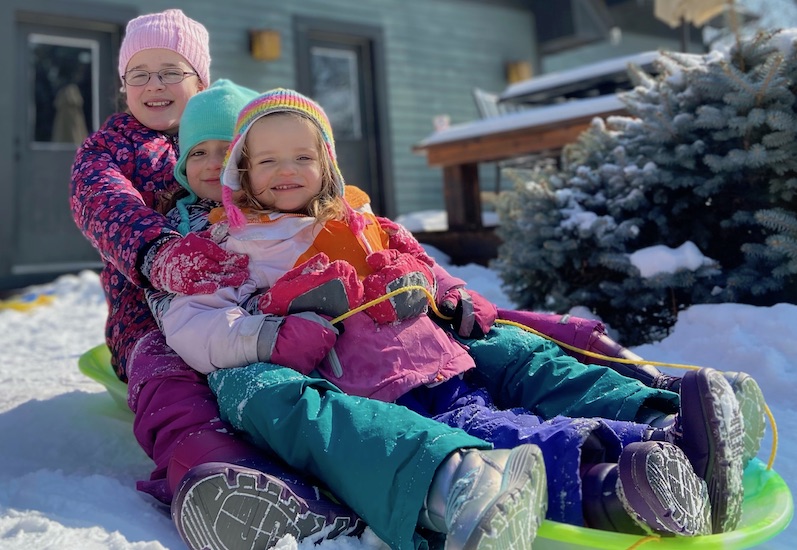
[70,112,183,380]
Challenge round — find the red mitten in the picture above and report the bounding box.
[362,249,436,324]
[438,287,497,338]
[258,253,364,318]
[258,312,339,375]
[146,233,249,295]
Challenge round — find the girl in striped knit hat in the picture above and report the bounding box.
[158,87,743,547]
[159,87,549,550]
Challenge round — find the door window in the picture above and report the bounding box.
[310,46,362,140]
[29,34,98,147]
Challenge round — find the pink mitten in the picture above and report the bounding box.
[437,287,497,338]
[259,312,339,375]
[258,253,364,318]
[146,233,249,295]
[431,262,496,338]
[376,216,435,264]
[362,249,436,324]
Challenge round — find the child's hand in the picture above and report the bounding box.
[258,312,339,375]
[437,287,497,339]
[362,249,436,324]
[376,216,434,264]
[258,253,363,318]
[146,233,249,294]
[430,263,497,338]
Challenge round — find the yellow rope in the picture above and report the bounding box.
[329,285,448,325]
[764,404,778,470]
[330,285,778,468]
[496,318,701,371]
[626,536,661,548]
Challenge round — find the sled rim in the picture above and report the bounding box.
[535,457,792,549]
[78,343,131,412]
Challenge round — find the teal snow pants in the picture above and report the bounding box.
[208,362,490,550]
[458,324,679,420]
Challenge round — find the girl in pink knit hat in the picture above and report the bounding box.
[71,10,363,550]
[117,8,209,135]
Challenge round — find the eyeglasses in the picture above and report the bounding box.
[123,68,198,87]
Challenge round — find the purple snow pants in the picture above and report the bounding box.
[397,376,650,526]
[126,330,256,504]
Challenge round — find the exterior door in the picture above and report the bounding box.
[11,20,117,284]
[294,17,394,218]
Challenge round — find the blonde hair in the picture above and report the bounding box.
[235,112,345,223]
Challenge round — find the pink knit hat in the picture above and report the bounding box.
[118,9,210,87]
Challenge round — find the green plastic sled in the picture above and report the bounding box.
[78,343,131,413]
[77,343,793,549]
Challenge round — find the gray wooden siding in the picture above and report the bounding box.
[83,0,537,216]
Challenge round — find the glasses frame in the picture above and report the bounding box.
[122,69,198,87]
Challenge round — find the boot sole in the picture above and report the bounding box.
[173,463,363,550]
[457,444,548,550]
[724,371,766,466]
[680,369,744,533]
[617,441,711,536]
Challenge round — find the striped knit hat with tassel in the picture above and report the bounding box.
[220,87,358,231]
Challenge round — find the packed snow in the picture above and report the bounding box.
[0,238,793,549]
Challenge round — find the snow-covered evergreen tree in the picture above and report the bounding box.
[494,29,797,344]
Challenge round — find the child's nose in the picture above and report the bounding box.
[210,151,226,167]
[144,75,166,91]
[277,160,297,174]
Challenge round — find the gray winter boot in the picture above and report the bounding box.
[650,371,765,467]
[418,444,547,550]
[722,371,766,466]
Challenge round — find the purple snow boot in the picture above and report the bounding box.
[591,334,766,468]
[582,441,711,536]
[722,371,766,466]
[643,368,745,534]
[168,430,364,550]
[655,370,766,467]
[173,462,365,550]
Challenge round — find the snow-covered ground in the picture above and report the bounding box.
[0,245,794,548]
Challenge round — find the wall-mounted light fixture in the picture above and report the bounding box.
[249,29,281,61]
[506,60,533,84]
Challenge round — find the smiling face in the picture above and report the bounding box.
[241,113,325,213]
[185,139,231,202]
[123,48,204,134]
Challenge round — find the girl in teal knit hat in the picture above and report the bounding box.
[147,79,374,550]
[168,79,259,234]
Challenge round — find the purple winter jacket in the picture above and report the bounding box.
[70,112,184,380]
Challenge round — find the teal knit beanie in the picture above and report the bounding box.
[174,78,259,234]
